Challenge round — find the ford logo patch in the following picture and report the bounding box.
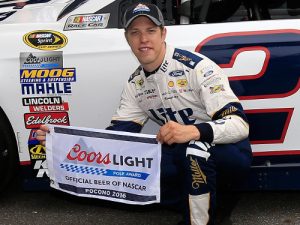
[169,70,185,77]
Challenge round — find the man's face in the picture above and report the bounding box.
[125,16,166,71]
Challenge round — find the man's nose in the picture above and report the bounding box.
[140,33,148,42]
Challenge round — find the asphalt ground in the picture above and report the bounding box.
[1,179,300,225]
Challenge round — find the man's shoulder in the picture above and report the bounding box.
[171,47,204,69]
[128,66,143,82]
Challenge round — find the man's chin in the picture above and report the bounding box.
[138,58,155,66]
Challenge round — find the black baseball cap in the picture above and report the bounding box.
[123,3,164,29]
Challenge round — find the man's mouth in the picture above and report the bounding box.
[139,47,151,52]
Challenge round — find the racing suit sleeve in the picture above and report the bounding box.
[192,58,249,144]
[106,81,148,133]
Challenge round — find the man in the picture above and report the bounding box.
[37,2,252,225]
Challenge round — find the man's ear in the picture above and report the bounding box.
[162,27,167,42]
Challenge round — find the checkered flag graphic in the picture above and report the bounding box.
[60,163,107,175]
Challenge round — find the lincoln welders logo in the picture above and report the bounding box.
[23,30,68,51]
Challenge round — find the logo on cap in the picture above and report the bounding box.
[133,3,150,14]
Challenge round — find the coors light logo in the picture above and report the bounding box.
[63,138,153,169]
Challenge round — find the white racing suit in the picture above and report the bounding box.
[107,45,252,225]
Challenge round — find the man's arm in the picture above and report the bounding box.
[194,58,249,144]
[106,120,143,133]
[106,78,148,133]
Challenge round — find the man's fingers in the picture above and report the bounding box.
[162,132,173,144]
[36,125,50,146]
[36,129,45,136]
[36,134,45,141]
[156,130,162,142]
[156,125,175,144]
[166,137,175,145]
[157,122,200,145]
[40,124,50,133]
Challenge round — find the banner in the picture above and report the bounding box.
[46,125,161,205]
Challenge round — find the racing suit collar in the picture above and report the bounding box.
[143,66,160,77]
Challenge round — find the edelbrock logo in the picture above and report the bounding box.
[24,112,69,129]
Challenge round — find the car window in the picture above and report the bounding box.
[186,0,300,24]
[265,0,300,20]
[195,0,247,23]
[114,0,300,28]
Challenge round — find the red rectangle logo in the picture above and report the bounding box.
[24,112,70,129]
[29,102,69,112]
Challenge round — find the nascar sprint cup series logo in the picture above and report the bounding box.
[23,30,68,50]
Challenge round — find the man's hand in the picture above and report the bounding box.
[36,124,50,146]
[156,121,200,145]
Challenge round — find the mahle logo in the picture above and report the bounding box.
[23,30,68,50]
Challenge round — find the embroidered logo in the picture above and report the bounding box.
[190,156,207,189]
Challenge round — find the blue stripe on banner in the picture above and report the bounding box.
[58,183,157,202]
[60,164,150,180]
[54,127,158,144]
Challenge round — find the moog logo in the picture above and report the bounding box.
[20,68,76,83]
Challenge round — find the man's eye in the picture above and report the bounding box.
[130,31,138,35]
